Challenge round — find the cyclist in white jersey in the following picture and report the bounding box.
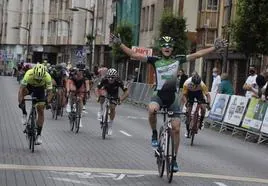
[110,34,227,172]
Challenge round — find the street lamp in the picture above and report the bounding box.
[69,6,95,69]
[12,26,30,62]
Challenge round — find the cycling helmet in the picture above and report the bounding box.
[107,68,118,77]
[191,74,201,85]
[33,64,46,80]
[159,36,175,47]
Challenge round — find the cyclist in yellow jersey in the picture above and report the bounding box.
[18,64,53,145]
[182,72,211,138]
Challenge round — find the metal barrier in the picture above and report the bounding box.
[124,82,268,145]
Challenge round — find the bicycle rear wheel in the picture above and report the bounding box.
[51,97,56,119]
[157,126,165,177]
[166,129,174,183]
[190,131,195,146]
[69,113,75,131]
[55,93,60,120]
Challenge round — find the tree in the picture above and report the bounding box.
[112,22,133,62]
[233,0,268,56]
[158,9,188,55]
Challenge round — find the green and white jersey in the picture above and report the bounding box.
[147,56,186,92]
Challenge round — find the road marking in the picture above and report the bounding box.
[49,177,99,186]
[119,130,132,137]
[214,182,228,186]
[0,164,268,184]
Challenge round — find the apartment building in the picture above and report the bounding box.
[139,0,199,83]
[0,0,113,70]
[196,0,248,95]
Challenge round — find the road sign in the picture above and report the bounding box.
[131,46,153,57]
[76,49,84,58]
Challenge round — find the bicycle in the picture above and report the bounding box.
[51,85,64,120]
[99,96,119,140]
[68,91,86,133]
[23,97,38,153]
[185,101,209,146]
[154,107,186,183]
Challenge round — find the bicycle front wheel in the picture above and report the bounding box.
[166,129,174,183]
[102,107,109,139]
[75,102,81,133]
[157,127,165,177]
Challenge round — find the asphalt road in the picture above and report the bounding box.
[0,76,267,186]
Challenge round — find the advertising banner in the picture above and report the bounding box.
[208,94,230,121]
[261,109,268,134]
[205,92,217,117]
[242,98,268,131]
[223,95,249,126]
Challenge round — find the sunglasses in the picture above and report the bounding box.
[161,43,174,48]
[107,76,116,80]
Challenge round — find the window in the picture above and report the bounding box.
[149,5,155,31]
[65,0,69,9]
[207,0,218,10]
[145,6,149,31]
[141,7,145,31]
[4,22,7,36]
[206,30,216,44]
[164,0,173,9]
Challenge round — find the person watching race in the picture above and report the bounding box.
[18,64,53,145]
[95,68,129,136]
[182,72,211,138]
[110,33,227,172]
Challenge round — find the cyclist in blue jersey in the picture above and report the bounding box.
[110,34,227,172]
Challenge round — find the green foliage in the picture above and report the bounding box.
[158,9,188,55]
[233,0,268,56]
[112,22,133,62]
[86,34,95,45]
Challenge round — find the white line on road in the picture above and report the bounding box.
[1,164,268,184]
[214,182,228,186]
[119,130,132,137]
[49,177,100,186]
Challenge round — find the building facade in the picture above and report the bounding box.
[196,0,248,95]
[0,0,113,70]
[114,0,141,80]
[139,0,199,83]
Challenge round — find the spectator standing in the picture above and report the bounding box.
[243,65,258,98]
[177,69,188,91]
[218,73,234,95]
[133,68,142,82]
[211,67,221,93]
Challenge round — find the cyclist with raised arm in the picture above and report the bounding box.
[182,72,211,138]
[95,68,129,136]
[110,34,227,172]
[18,64,53,145]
